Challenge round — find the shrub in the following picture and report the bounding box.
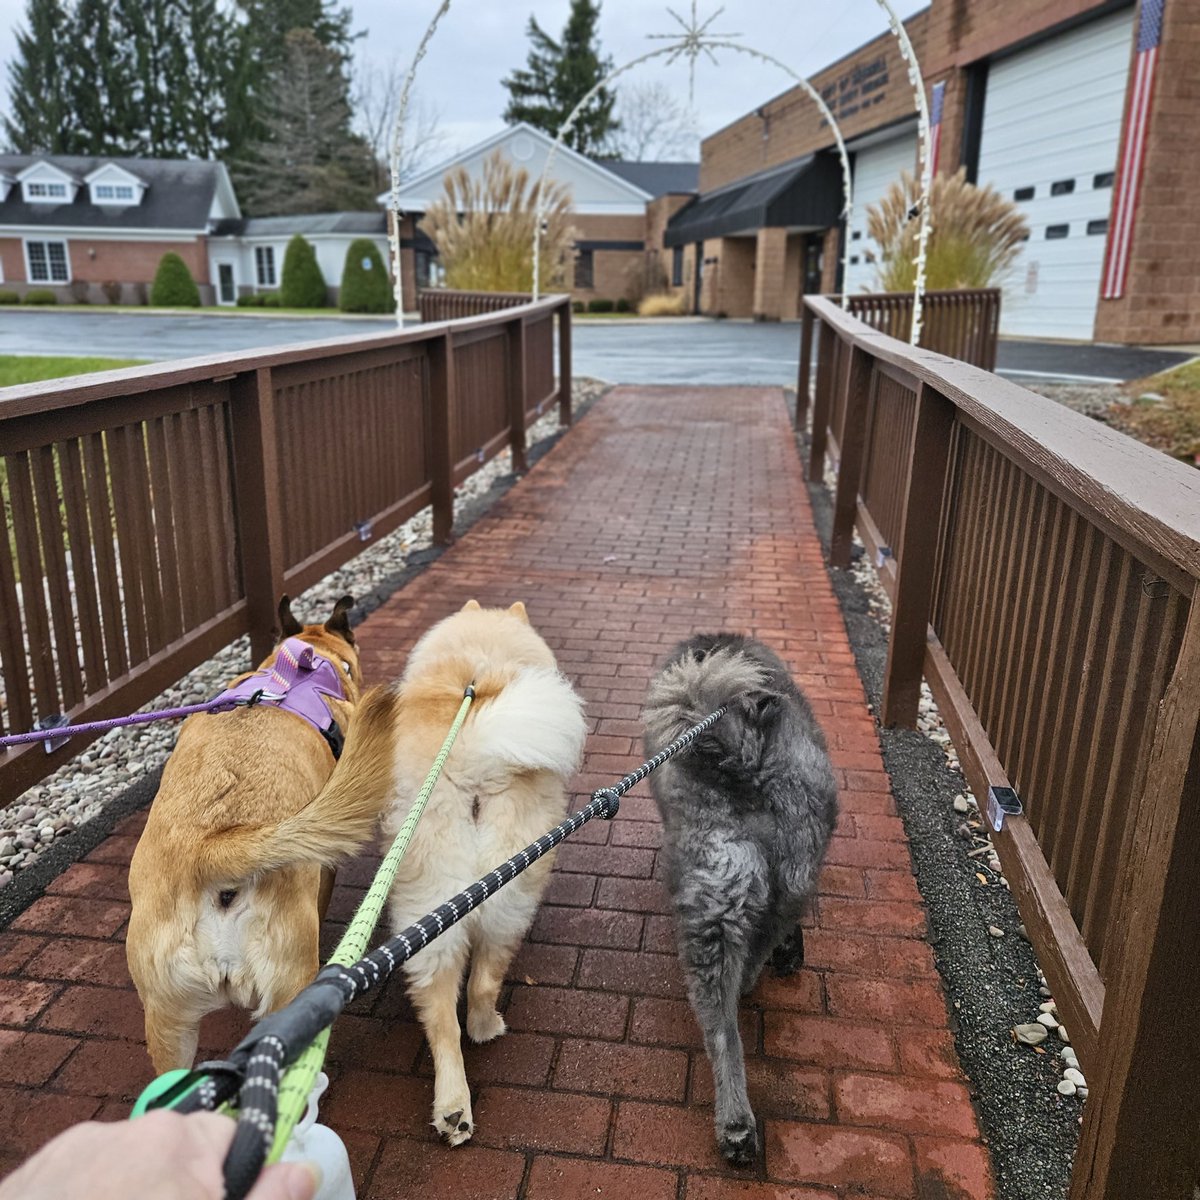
[587,298,614,313]
[149,252,201,306]
[571,300,585,314]
[339,239,393,313]
[615,297,631,313]
[420,149,576,292]
[23,289,57,305]
[280,235,327,308]
[236,293,260,307]
[101,280,123,305]
[638,292,687,317]
[0,289,20,304]
[867,167,1029,292]
[262,292,281,308]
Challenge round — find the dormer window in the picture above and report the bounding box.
[93,183,136,203]
[26,181,68,201]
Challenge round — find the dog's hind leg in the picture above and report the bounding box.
[769,924,805,977]
[143,1003,203,1075]
[465,930,520,1044]
[406,931,475,1147]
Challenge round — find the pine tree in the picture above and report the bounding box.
[280,234,328,306]
[501,0,617,155]
[234,28,377,216]
[339,239,392,313]
[4,0,75,153]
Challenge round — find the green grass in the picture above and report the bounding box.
[4,304,392,318]
[0,355,148,388]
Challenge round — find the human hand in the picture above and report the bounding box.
[0,1110,319,1200]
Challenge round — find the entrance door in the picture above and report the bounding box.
[803,234,824,295]
[692,242,703,313]
[217,263,236,305]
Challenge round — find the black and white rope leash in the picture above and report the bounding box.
[168,706,728,1199]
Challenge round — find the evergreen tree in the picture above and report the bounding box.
[234,28,376,215]
[4,0,74,153]
[280,234,328,306]
[339,238,391,313]
[150,251,201,305]
[501,0,617,155]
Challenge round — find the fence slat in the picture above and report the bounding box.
[829,348,873,568]
[8,452,57,715]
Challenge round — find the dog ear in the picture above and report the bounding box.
[508,601,529,624]
[324,595,356,645]
[742,689,783,725]
[277,595,302,639]
[462,599,482,612]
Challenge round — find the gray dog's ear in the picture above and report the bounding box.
[741,689,783,724]
[277,595,302,639]
[324,595,356,645]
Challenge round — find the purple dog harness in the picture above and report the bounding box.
[211,637,348,758]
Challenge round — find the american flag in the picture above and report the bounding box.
[928,81,946,177]
[1101,0,1165,299]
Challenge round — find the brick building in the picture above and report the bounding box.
[655,0,1198,344]
[393,123,698,307]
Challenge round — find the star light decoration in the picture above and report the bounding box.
[646,1,742,103]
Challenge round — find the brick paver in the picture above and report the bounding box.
[0,386,994,1197]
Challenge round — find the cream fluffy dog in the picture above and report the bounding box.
[319,599,585,1144]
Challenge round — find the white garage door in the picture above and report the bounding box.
[978,7,1135,340]
[843,130,918,296]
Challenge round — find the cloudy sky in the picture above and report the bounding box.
[0,0,927,157]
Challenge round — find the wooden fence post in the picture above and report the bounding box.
[428,333,455,545]
[508,315,528,474]
[1068,592,1200,1200]
[557,299,573,426]
[228,366,286,663]
[880,383,955,726]
[828,346,873,568]
[796,305,814,432]
[808,322,836,480]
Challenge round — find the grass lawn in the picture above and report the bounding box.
[0,355,148,388]
[3,303,390,319]
[1110,359,1200,462]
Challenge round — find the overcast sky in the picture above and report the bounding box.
[0,0,928,159]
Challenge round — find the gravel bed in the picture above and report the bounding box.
[0,379,608,891]
[811,459,1079,1200]
[1022,380,1124,421]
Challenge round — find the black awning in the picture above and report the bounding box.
[663,153,842,247]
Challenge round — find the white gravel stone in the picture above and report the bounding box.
[1037,1012,1060,1029]
[953,795,970,813]
[1015,1023,1048,1046]
[988,925,1005,938]
[1057,1079,1078,1096]
[1064,1067,1086,1086]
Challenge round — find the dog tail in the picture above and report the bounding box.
[458,666,587,786]
[198,686,400,879]
[644,643,766,748]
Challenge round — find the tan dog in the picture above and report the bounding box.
[126,595,394,1074]
[314,600,586,1144]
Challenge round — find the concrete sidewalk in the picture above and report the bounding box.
[0,386,994,1198]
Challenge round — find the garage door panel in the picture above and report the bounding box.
[978,6,1134,339]
[844,132,918,294]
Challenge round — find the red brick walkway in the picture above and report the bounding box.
[0,386,994,1198]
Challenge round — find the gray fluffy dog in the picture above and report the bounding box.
[644,633,838,1166]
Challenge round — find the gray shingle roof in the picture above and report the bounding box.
[599,161,699,196]
[211,212,387,237]
[0,155,223,230]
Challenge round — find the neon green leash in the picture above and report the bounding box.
[266,683,474,1160]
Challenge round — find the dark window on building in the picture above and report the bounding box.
[1014,186,1035,201]
[672,246,684,287]
[849,255,860,265]
[1051,178,1075,196]
[851,229,862,240]
[1087,219,1109,236]
[1094,171,1114,188]
[574,249,594,289]
[255,246,276,287]
[1046,224,1070,239]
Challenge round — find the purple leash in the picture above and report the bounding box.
[0,637,344,752]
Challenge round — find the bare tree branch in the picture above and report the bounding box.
[606,80,697,160]
[352,55,449,190]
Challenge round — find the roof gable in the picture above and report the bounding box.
[391,123,653,213]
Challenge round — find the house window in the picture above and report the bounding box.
[574,248,594,289]
[26,239,70,283]
[672,246,683,287]
[255,246,276,287]
[1014,186,1035,201]
[94,183,135,203]
[1093,172,1114,189]
[26,181,67,201]
[1045,224,1070,239]
[1050,178,1075,196]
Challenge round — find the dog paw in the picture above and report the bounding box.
[717,1118,758,1167]
[466,1007,507,1044]
[432,1102,474,1147]
[770,927,805,977]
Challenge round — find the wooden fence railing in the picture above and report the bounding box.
[844,287,1001,370]
[418,288,534,323]
[0,295,571,805]
[798,294,1200,1200]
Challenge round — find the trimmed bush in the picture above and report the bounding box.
[0,289,20,304]
[615,297,631,313]
[587,298,615,313]
[23,289,57,305]
[339,239,392,313]
[262,293,281,308]
[280,235,327,308]
[571,299,585,314]
[149,252,201,307]
[235,293,260,307]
